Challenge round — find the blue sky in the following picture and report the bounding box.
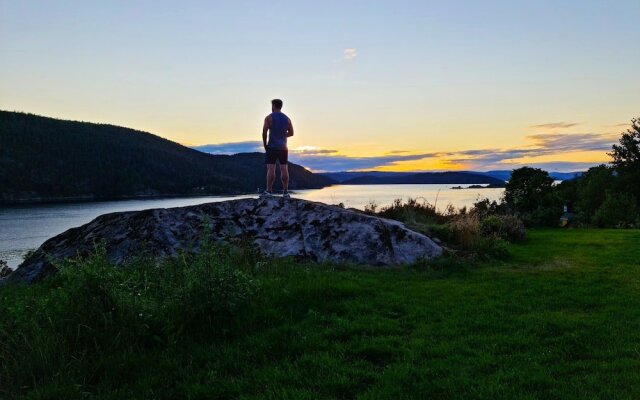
[1,0,639,171]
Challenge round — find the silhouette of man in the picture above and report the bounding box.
[261,98,294,198]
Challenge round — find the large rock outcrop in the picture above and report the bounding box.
[6,197,443,284]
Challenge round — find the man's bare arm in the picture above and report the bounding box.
[262,116,271,148]
[287,119,294,137]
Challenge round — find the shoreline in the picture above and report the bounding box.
[0,182,510,207]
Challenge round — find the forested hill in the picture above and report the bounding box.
[0,111,334,204]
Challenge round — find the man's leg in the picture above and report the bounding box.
[266,164,276,192]
[280,163,289,192]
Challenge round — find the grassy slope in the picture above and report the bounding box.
[3,229,640,399]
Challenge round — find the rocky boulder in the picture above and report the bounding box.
[5,197,443,284]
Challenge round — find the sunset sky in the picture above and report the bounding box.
[1,1,638,172]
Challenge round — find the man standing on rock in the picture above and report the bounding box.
[261,98,294,198]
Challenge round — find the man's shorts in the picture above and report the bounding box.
[265,147,288,165]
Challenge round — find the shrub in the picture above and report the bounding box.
[479,214,526,243]
[499,214,527,242]
[0,259,10,278]
[470,236,511,260]
[472,198,504,216]
[172,247,258,333]
[449,213,480,248]
[375,198,446,226]
[445,210,524,260]
[366,198,520,260]
[592,192,639,228]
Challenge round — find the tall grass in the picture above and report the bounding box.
[0,244,262,397]
[365,197,526,259]
[0,242,366,399]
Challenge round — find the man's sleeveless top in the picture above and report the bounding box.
[268,112,289,150]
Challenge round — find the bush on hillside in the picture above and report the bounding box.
[592,192,639,228]
[448,213,511,259]
[0,259,10,278]
[369,198,447,225]
[479,214,526,243]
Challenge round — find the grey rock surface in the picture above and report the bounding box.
[6,197,443,284]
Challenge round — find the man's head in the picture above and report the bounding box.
[271,98,283,112]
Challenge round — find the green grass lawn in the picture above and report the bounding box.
[2,229,640,399]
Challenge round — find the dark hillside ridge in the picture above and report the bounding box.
[321,170,583,183]
[319,171,415,183]
[341,172,505,185]
[0,111,333,204]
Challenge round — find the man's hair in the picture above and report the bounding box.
[271,99,283,110]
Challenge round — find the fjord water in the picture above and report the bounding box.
[0,184,503,268]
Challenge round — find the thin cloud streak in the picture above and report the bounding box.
[386,150,409,154]
[530,122,580,129]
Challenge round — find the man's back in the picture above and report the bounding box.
[267,111,290,150]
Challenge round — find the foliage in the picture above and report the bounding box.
[610,117,640,172]
[2,230,640,399]
[479,214,526,243]
[503,167,562,227]
[609,117,640,204]
[592,192,639,228]
[503,167,554,213]
[0,259,10,278]
[365,198,524,260]
[372,197,447,225]
[548,118,640,227]
[573,165,617,223]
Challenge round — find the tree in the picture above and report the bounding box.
[574,165,617,222]
[610,117,640,171]
[609,117,640,205]
[504,167,560,226]
[504,167,554,213]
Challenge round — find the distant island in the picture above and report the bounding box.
[0,111,333,204]
[451,183,506,189]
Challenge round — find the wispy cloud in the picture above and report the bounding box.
[386,150,409,154]
[192,132,616,172]
[291,146,338,155]
[343,48,358,61]
[499,161,607,171]
[444,132,616,170]
[526,132,616,152]
[530,122,580,130]
[192,141,263,154]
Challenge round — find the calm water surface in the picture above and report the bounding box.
[0,184,503,268]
